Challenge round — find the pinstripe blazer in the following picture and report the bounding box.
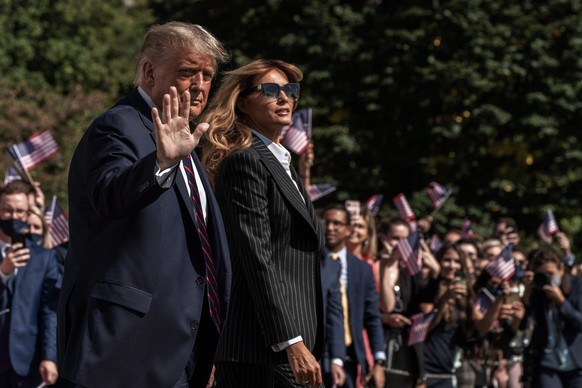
[214,134,324,364]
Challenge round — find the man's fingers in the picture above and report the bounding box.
[169,86,180,118]
[193,122,210,140]
[181,90,191,120]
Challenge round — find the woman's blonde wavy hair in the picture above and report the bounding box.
[200,59,303,185]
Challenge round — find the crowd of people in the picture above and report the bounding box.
[304,193,582,388]
[0,20,580,388]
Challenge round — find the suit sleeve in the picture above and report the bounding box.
[363,263,385,355]
[39,251,60,362]
[559,286,582,331]
[327,265,346,360]
[216,152,300,345]
[82,112,168,219]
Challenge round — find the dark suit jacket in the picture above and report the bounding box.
[528,276,582,369]
[57,89,231,388]
[320,254,345,375]
[0,243,59,378]
[345,251,385,375]
[214,135,324,364]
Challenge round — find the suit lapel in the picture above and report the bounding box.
[251,136,315,231]
[127,88,157,148]
[291,167,324,248]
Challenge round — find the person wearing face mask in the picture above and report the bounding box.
[27,206,51,248]
[521,247,582,388]
[0,180,60,387]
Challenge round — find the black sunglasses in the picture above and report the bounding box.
[241,82,300,101]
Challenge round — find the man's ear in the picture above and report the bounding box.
[142,61,154,87]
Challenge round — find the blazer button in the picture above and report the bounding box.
[190,320,199,331]
[196,277,205,285]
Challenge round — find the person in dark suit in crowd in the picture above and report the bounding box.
[201,59,324,387]
[57,22,231,388]
[320,244,347,387]
[522,247,582,387]
[321,204,386,388]
[0,180,60,387]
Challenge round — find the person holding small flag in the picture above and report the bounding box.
[377,216,436,387]
[418,242,476,388]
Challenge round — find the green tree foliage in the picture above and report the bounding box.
[151,0,582,251]
[0,0,153,204]
[2,0,581,253]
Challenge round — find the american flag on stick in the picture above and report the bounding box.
[475,288,496,313]
[280,108,311,155]
[407,310,437,345]
[5,130,59,170]
[44,195,69,247]
[365,194,383,216]
[308,183,336,202]
[3,167,21,184]
[461,218,474,238]
[393,193,417,231]
[538,210,559,244]
[484,244,515,281]
[429,234,443,253]
[427,181,452,209]
[396,231,423,276]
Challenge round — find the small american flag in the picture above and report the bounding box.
[427,181,452,209]
[44,195,69,246]
[5,130,59,170]
[461,218,474,238]
[396,231,423,276]
[365,194,383,216]
[484,244,515,281]
[407,310,437,346]
[429,234,443,253]
[475,288,496,313]
[538,210,559,244]
[3,167,21,184]
[308,183,336,202]
[393,193,417,231]
[280,108,311,155]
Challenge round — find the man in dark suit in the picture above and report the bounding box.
[57,22,231,388]
[0,180,60,387]
[320,249,347,387]
[321,204,386,388]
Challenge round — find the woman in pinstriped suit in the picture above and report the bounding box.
[201,59,325,388]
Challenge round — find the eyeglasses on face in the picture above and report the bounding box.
[241,82,300,101]
[324,219,348,228]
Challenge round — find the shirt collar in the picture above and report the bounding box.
[252,130,291,167]
[137,86,156,110]
[328,246,347,261]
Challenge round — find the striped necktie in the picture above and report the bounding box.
[183,155,221,331]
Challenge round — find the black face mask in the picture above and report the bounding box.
[0,218,28,237]
[26,233,43,246]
